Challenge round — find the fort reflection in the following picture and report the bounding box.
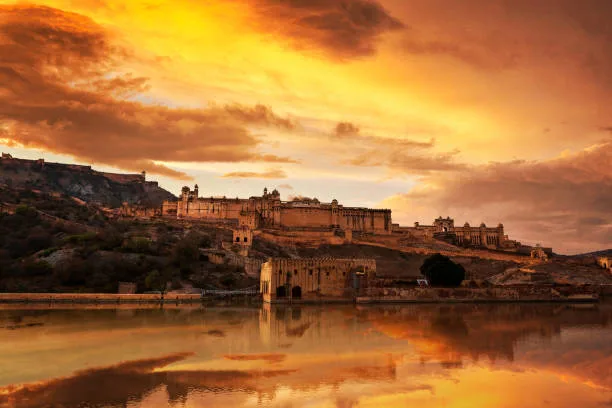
[1,303,612,407]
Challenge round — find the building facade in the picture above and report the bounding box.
[162,186,392,234]
[260,258,376,303]
[393,216,509,250]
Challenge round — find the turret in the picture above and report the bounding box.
[181,186,190,201]
[194,184,199,199]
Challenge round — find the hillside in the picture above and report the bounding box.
[0,172,609,294]
[0,156,175,207]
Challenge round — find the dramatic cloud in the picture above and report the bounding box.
[329,121,455,174]
[221,168,287,179]
[220,103,297,130]
[0,5,295,179]
[399,0,612,76]
[247,0,405,59]
[384,141,612,253]
[345,148,466,175]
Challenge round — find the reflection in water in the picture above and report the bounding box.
[1,302,612,407]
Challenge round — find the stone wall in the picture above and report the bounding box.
[358,286,599,303]
[0,293,201,303]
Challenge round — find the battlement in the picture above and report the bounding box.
[99,172,145,184]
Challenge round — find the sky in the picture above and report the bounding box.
[0,0,610,254]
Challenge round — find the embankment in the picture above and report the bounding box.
[0,293,201,304]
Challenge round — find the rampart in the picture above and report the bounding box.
[357,286,599,303]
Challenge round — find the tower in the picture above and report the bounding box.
[193,184,199,199]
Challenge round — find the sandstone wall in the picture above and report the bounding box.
[358,286,599,303]
[280,207,332,228]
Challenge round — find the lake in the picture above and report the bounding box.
[1,301,612,407]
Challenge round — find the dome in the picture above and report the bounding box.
[464,222,470,227]
[480,222,486,228]
[498,223,504,228]
[332,199,338,204]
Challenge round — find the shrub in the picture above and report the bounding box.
[420,254,465,287]
[123,237,152,254]
[65,232,98,244]
[22,260,53,276]
[15,204,37,218]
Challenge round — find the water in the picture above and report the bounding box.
[1,301,612,407]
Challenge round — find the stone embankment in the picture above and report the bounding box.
[0,293,202,304]
[357,287,600,303]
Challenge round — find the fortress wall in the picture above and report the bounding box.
[280,207,332,228]
[257,230,344,248]
[100,172,144,184]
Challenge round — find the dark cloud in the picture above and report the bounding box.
[0,5,296,180]
[221,168,287,179]
[399,0,612,77]
[248,0,405,59]
[389,141,612,253]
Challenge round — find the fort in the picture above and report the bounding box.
[0,153,159,187]
[162,185,392,234]
[161,185,532,253]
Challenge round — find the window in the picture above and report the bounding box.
[343,272,346,276]
[243,237,248,242]
[309,270,313,276]
[326,271,330,277]
[235,237,240,242]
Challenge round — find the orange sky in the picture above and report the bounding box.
[0,0,610,253]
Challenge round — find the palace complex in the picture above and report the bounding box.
[161,185,527,252]
[162,185,392,234]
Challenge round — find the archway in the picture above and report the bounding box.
[291,286,302,299]
[276,286,287,298]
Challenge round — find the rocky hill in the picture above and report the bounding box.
[0,155,175,207]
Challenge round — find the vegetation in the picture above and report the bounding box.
[0,186,253,293]
[420,254,466,287]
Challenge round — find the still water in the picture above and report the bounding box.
[1,301,612,407]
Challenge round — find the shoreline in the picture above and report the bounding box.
[0,292,601,305]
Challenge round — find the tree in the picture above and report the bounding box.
[145,269,172,294]
[420,254,465,287]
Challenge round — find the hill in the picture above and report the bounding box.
[0,155,175,207]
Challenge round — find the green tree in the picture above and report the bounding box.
[145,269,170,293]
[420,254,465,287]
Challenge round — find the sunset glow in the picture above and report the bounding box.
[0,0,610,253]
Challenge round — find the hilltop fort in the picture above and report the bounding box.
[160,184,545,256]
